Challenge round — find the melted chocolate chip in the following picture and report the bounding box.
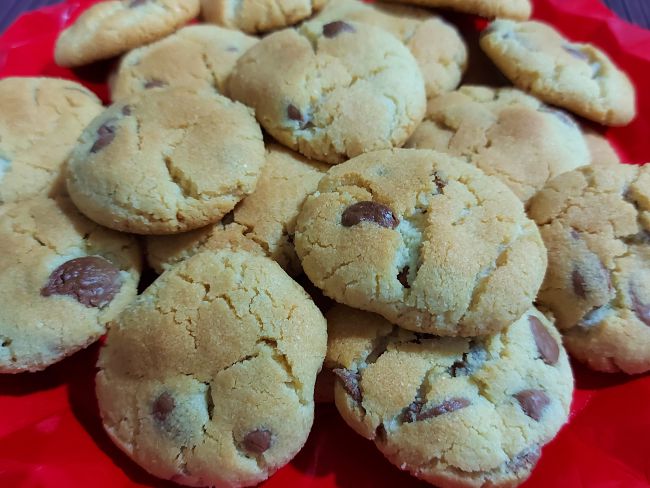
[341,201,398,229]
[144,79,167,89]
[630,285,650,326]
[515,389,550,421]
[129,0,149,7]
[507,447,541,473]
[121,105,132,116]
[323,21,356,38]
[332,368,362,402]
[529,316,559,365]
[90,119,118,153]
[562,44,589,61]
[41,256,122,308]
[243,428,273,454]
[450,342,488,377]
[404,397,470,423]
[152,392,175,423]
[572,268,587,298]
[287,104,312,130]
[397,266,410,288]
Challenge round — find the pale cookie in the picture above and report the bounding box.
[312,0,467,99]
[0,196,141,373]
[582,128,620,167]
[0,77,103,205]
[529,164,650,374]
[294,148,547,336]
[66,87,265,235]
[201,0,325,33]
[327,305,573,488]
[110,25,258,102]
[378,0,531,21]
[480,20,636,126]
[405,86,590,203]
[147,143,327,275]
[228,21,426,164]
[96,249,327,486]
[55,0,200,67]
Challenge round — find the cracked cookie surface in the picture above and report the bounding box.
[326,305,573,488]
[110,25,258,102]
[0,77,103,205]
[405,86,590,203]
[0,196,141,373]
[228,21,426,164]
[480,20,636,126]
[528,163,650,374]
[147,143,328,275]
[96,249,327,486]
[55,0,200,67]
[66,86,265,234]
[201,0,326,33]
[311,0,467,99]
[294,148,547,336]
[377,0,531,20]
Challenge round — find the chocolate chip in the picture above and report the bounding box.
[572,268,587,298]
[243,428,273,454]
[129,0,149,7]
[562,44,589,61]
[226,46,239,53]
[286,104,312,130]
[90,119,118,153]
[630,285,650,327]
[529,316,559,365]
[433,173,446,193]
[152,392,175,423]
[341,201,398,229]
[323,21,355,38]
[41,256,122,308]
[515,389,550,421]
[404,397,471,423]
[332,368,362,402]
[144,79,167,89]
[450,342,488,377]
[121,105,132,116]
[507,447,541,473]
[397,266,410,288]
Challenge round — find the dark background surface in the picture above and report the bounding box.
[0,0,649,35]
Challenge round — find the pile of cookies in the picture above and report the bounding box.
[0,0,647,487]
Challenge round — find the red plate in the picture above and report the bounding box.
[1,1,649,487]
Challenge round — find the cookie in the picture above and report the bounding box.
[110,25,258,102]
[228,21,426,164]
[377,0,531,21]
[66,87,265,235]
[480,20,636,126]
[528,164,650,374]
[294,148,547,336]
[147,143,327,274]
[405,86,590,203]
[0,77,103,205]
[583,128,620,167]
[0,196,141,373]
[96,249,327,486]
[312,0,467,99]
[326,305,573,488]
[55,0,201,67]
[201,0,325,33]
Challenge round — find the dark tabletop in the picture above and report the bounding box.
[0,0,649,36]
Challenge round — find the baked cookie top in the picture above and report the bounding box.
[377,0,531,21]
[480,20,636,126]
[529,163,650,374]
[295,148,547,336]
[406,85,590,203]
[326,305,573,488]
[0,77,103,204]
[66,87,265,234]
[97,249,327,486]
[0,196,141,373]
[312,0,467,99]
[55,0,200,67]
[228,21,426,164]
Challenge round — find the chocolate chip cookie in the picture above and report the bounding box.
[147,143,327,275]
[96,249,327,486]
[66,87,265,234]
[0,77,103,205]
[480,20,636,126]
[405,86,590,203]
[110,25,258,101]
[294,148,547,336]
[228,21,426,164]
[312,0,467,99]
[327,304,573,488]
[55,0,201,67]
[583,128,620,167]
[0,196,141,373]
[201,0,326,33]
[377,0,531,21]
[529,163,650,374]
